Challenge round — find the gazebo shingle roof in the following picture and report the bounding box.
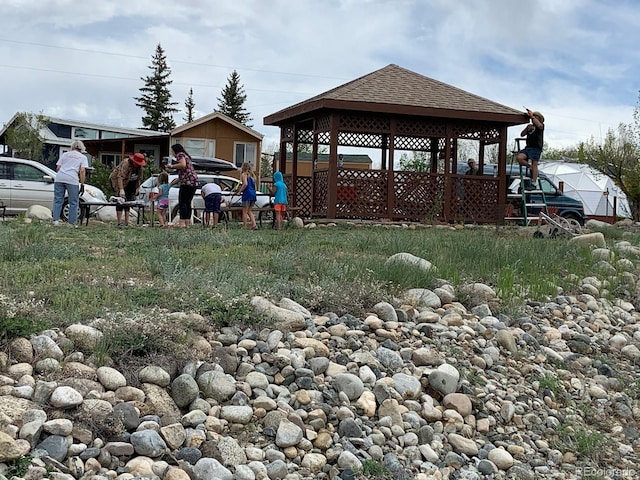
[264,64,526,125]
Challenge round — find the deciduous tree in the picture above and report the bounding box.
[134,44,178,132]
[3,112,49,161]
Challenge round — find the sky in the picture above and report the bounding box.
[1,0,639,157]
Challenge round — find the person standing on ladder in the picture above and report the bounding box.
[516,109,545,189]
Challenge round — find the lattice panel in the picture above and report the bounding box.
[339,115,390,133]
[316,116,330,132]
[338,131,384,148]
[313,170,329,217]
[290,175,312,217]
[281,125,295,142]
[448,176,501,223]
[317,132,330,145]
[335,169,388,219]
[396,118,446,138]
[394,135,433,151]
[297,129,313,144]
[393,172,446,221]
[453,124,503,142]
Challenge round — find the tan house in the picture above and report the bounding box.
[171,112,263,176]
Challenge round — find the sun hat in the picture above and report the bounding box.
[129,153,147,167]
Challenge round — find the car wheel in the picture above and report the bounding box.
[61,200,69,222]
[259,209,274,226]
[61,199,86,223]
[561,212,583,225]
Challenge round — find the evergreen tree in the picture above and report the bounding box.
[134,44,178,132]
[216,70,253,126]
[184,88,196,123]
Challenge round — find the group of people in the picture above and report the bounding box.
[52,141,289,229]
[52,107,542,227]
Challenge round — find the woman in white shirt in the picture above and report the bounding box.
[52,140,88,226]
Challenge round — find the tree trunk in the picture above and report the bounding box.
[631,197,640,222]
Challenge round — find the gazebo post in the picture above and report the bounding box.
[443,126,453,220]
[381,134,388,170]
[291,124,299,207]
[497,127,508,223]
[327,113,339,219]
[311,121,319,216]
[386,119,397,219]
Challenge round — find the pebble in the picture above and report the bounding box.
[1,238,640,479]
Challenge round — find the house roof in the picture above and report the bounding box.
[173,111,264,140]
[275,151,372,164]
[264,64,527,126]
[0,112,165,144]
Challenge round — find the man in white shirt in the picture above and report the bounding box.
[53,140,88,226]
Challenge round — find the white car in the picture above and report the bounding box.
[138,173,272,222]
[0,156,107,219]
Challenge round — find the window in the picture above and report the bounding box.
[100,153,122,169]
[14,164,48,182]
[540,179,557,195]
[234,142,257,168]
[72,127,98,140]
[182,139,216,157]
[0,162,10,180]
[102,131,133,139]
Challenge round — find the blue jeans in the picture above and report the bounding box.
[53,182,80,224]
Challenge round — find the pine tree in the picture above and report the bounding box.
[184,88,196,123]
[134,44,178,132]
[216,70,253,127]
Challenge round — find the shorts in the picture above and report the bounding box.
[519,147,542,162]
[204,193,222,213]
[242,200,256,208]
[274,204,287,212]
[157,199,169,210]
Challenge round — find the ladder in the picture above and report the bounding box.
[504,138,549,226]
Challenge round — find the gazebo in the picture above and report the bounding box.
[264,64,529,223]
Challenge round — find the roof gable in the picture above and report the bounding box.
[173,111,264,140]
[265,64,526,125]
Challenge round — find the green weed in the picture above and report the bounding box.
[359,459,389,478]
[5,456,33,477]
[575,429,606,458]
[537,372,565,398]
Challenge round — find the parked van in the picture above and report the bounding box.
[458,163,585,224]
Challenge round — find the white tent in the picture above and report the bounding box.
[539,161,630,218]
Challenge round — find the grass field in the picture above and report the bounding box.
[2,219,624,344]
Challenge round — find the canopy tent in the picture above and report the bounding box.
[539,161,630,217]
